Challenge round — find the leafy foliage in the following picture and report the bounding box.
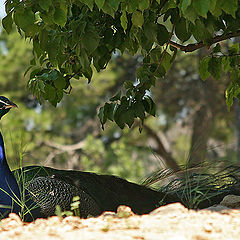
[2,0,240,128]
[0,24,237,178]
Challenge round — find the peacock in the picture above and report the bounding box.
[0,96,179,221]
[1,96,240,222]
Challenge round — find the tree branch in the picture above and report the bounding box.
[169,30,240,53]
[44,140,85,152]
[143,125,180,171]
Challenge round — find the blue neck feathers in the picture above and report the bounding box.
[0,132,7,167]
[0,132,21,217]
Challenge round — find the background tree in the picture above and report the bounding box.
[0,26,237,180]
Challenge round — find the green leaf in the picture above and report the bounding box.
[29,68,43,79]
[181,0,192,13]
[39,29,49,51]
[95,0,105,9]
[143,22,157,42]
[143,96,156,116]
[138,0,150,11]
[98,106,107,129]
[24,66,34,77]
[48,69,58,81]
[183,6,198,23]
[210,1,222,16]
[102,2,115,17]
[81,0,94,10]
[110,91,121,101]
[114,97,129,129]
[192,0,210,18]
[192,19,212,43]
[208,57,222,80]
[46,38,59,66]
[54,8,67,27]
[125,108,135,128]
[175,18,191,42]
[209,0,217,13]
[107,0,120,11]
[156,24,169,46]
[221,0,238,18]
[82,29,100,54]
[127,0,139,13]
[14,9,38,36]
[40,9,55,25]
[33,38,42,58]
[104,102,116,121]
[124,81,134,89]
[83,66,93,82]
[161,52,172,72]
[150,47,162,63]
[120,10,128,32]
[199,57,210,80]
[2,13,13,34]
[54,76,66,90]
[150,64,166,78]
[79,50,90,69]
[44,84,56,102]
[39,0,52,11]
[133,101,145,120]
[38,80,45,92]
[132,11,144,28]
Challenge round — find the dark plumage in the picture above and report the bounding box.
[14,165,179,219]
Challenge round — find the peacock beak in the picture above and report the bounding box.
[5,102,18,109]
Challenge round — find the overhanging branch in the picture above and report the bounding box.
[169,30,240,53]
[143,125,180,171]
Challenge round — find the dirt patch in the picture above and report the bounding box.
[1,203,240,240]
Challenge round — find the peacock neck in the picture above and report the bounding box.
[0,131,8,168]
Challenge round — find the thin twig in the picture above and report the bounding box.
[169,30,240,53]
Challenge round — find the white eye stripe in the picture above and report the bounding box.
[0,99,9,105]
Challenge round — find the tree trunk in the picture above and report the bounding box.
[234,38,240,164]
[234,98,240,164]
[188,105,213,167]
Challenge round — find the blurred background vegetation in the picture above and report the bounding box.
[0,25,238,184]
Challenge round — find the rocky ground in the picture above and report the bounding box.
[1,195,240,240]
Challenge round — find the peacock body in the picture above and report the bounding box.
[13,165,178,221]
[0,96,178,221]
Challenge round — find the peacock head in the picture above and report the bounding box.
[0,96,17,119]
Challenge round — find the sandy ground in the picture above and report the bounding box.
[1,203,240,240]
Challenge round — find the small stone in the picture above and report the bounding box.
[8,213,23,224]
[117,205,134,218]
[150,202,187,216]
[203,204,230,212]
[220,195,240,209]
